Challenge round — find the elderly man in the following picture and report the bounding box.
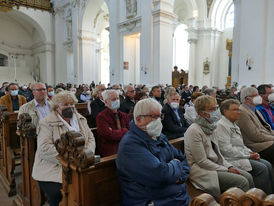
[96,90,129,157]
[116,98,190,206]
[89,84,106,127]
[236,87,274,164]
[256,84,274,130]
[162,92,189,139]
[120,85,135,114]
[80,86,90,103]
[0,83,27,112]
[19,83,51,132]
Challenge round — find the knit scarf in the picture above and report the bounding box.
[195,116,217,135]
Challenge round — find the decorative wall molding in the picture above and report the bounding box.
[118,16,141,31]
[31,42,54,54]
[0,42,32,55]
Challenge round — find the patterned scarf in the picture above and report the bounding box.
[195,115,217,135]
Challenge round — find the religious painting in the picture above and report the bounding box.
[203,58,210,75]
[123,61,129,70]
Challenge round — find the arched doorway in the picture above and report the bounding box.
[80,0,110,85]
[0,9,49,84]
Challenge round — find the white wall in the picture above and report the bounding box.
[232,0,274,86]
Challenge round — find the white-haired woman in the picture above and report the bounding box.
[184,95,254,198]
[32,91,96,206]
[116,98,191,205]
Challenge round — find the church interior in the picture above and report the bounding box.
[0,0,274,206]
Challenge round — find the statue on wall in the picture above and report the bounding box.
[66,9,72,41]
[33,57,40,82]
[125,0,137,19]
[203,58,210,75]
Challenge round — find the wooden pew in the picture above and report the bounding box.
[0,108,20,196]
[191,187,274,206]
[75,103,93,128]
[55,132,202,206]
[13,113,46,206]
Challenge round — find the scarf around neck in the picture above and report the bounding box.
[195,115,217,135]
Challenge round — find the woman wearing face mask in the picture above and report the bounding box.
[32,91,96,206]
[116,98,191,206]
[184,95,254,198]
[96,90,130,157]
[236,87,274,165]
[162,92,189,140]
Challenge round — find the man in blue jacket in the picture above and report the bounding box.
[116,98,190,206]
[256,84,274,130]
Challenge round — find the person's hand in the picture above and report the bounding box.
[228,167,242,174]
[250,152,260,160]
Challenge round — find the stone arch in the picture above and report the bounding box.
[79,0,110,84]
[209,0,233,30]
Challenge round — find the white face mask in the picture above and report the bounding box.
[110,99,120,110]
[252,95,262,105]
[146,118,163,138]
[170,102,179,109]
[268,93,274,103]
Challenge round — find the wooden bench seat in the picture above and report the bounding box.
[0,107,21,196]
[55,131,203,206]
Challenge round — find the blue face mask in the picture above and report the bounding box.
[111,99,120,110]
[10,90,19,96]
[204,110,220,123]
[48,91,55,97]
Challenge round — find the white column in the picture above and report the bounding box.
[152,0,175,85]
[187,28,198,86]
[108,1,121,85]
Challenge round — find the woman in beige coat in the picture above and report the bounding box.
[184,95,254,198]
[32,91,96,206]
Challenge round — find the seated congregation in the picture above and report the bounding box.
[0,81,274,206]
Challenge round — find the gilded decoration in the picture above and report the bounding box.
[0,0,52,12]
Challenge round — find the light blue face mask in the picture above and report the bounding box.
[48,91,55,97]
[111,99,120,110]
[204,110,220,123]
[10,90,19,96]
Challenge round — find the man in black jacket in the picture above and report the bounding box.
[120,85,135,115]
[162,92,189,140]
[90,84,106,127]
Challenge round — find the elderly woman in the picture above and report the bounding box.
[32,91,96,206]
[184,95,254,198]
[96,90,129,157]
[216,99,274,194]
[116,98,190,206]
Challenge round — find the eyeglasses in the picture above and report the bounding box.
[140,114,164,120]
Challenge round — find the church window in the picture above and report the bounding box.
[225,4,234,28]
[0,54,8,67]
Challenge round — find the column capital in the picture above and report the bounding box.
[186,28,198,43]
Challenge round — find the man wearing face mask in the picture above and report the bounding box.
[116,98,190,206]
[96,90,129,157]
[19,84,33,102]
[47,85,55,100]
[80,86,91,103]
[236,87,274,165]
[162,92,189,140]
[0,83,27,112]
[255,84,274,130]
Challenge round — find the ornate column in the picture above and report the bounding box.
[187,28,198,86]
[152,0,175,85]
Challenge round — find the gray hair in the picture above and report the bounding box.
[124,85,134,93]
[166,92,180,100]
[204,88,216,96]
[56,88,64,94]
[101,89,118,102]
[31,82,46,90]
[133,98,162,123]
[51,90,78,111]
[240,87,258,103]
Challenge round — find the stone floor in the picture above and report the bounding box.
[0,180,15,206]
